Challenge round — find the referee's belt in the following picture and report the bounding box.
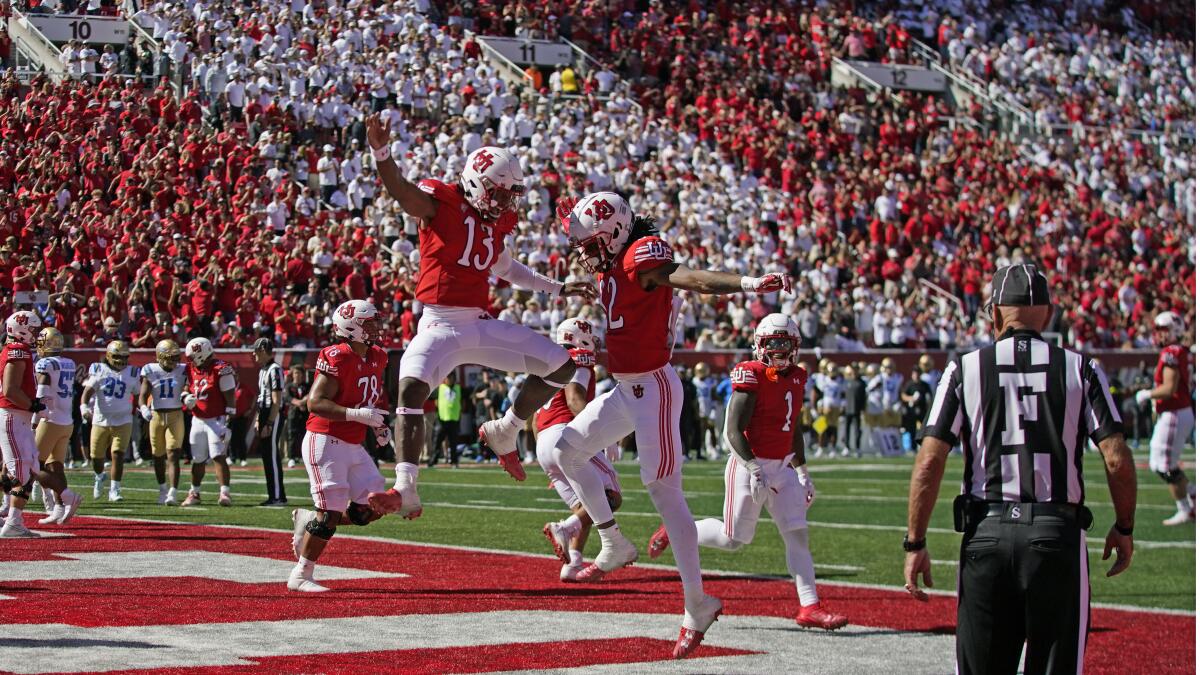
[955,497,1093,531]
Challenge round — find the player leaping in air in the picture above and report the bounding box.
[647,314,849,631]
[553,192,791,658]
[364,113,596,520]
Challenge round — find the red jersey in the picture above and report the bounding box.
[414,179,517,310]
[730,360,807,460]
[536,350,596,431]
[186,359,236,419]
[307,342,388,444]
[1154,344,1192,413]
[601,236,678,374]
[0,341,34,410]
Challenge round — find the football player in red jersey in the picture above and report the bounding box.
[536,317,622,583]
[0,311,81,537]
[647,315,849,631]
[288,300,394,592]
[364,113,596,521]
[1135,311,1195,526]
[555,192,791,658]
[181,337,236,507]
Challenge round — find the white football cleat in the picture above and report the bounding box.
[57,492,82,524]
[560,562,587,583]
[218,493,233,507]
[674,594,724,659]
[1162,510,1194,526]
[38,507,64,526]
[542,521,573,563]
[108,488,123,503]
[576,528,638,582]
[0,519,37,538]
[292,509,315,559]
[287,570,329,593]
[92,476,106,500]
[158,488,169,505]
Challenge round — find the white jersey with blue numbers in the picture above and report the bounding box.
[141,362,188,411]
[86,362,140,427]
[34,356,76,425]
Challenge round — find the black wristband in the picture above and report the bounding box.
[1114,523,1134,537]
[902,535,926,552]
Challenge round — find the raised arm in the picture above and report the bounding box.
[366,113,436,221]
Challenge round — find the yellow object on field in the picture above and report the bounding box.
[812,416,828,435]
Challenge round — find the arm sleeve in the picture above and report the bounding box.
[218,365,236,392]
[1083,358,1124,444]
[923,359,964,445]
[730,363,761,393]
[491,248,564,296]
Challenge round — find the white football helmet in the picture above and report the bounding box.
[1154,311,1186,344]
[185,337,214,366]
[562,191,634,273]
[461,146,524,220]
[332,300,380,344]
[555,316,596,367]
[5,311,40,345]
[753,313,800,369]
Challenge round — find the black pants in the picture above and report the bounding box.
[429,418,459,466]
[229,416,250,462]
[287,415,305,462]
[257,410,286,503]
[957,514,1088,675]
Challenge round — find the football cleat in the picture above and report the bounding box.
[478,420,525,480]
[181,492,202,507]
[0,519,37,538]
[795,603,849,630]
[38,507,63,526]
[158,488,169,505]
[366,489,404,515]
[576,529,638,582]
[287,570,329,593]
[560,562,587,583]
[292,509,315,559]
[543,522,572,563]
[218,493,233,507]
[164,494,179,506]
[370,486,422,519]
[647,523,671,559]
[57,492,82,524]
[497,451,527,481]
[108,488,123,503]
[674,595,723,659]
[1162,510,1195,526]
[92,478,105,500]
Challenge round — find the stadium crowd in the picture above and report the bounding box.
[0,0,1192,356]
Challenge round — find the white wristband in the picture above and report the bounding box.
[79,403,90,416]
[740,276,757,293]
[35,383,49,399]
[372,145,391,162]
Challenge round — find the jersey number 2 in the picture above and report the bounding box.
[603,277,625,330]
[456,216,496,271]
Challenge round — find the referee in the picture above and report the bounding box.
[903,264,1137,675]
[252,338,287,506]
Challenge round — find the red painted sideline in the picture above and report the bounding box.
[0,517,1191,675]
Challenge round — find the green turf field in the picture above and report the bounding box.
[60,447,1195,611]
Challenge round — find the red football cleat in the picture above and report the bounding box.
[367,488,404,515]
[674,595,722,659]
[795,603,849,630]
[673,627,705,659]
[647,523,670,559]
[497,451,527,481]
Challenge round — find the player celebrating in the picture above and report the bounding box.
[139,340,188,505]
[1136,311,1195,526]
[289,300,394,592]
[81,341,139,502]
[32,327,82,524]
[648,315,849,631]
[364,113,596,520]
[181,337,236,507]
[537,317,623,582]
[553,192,791,658]
[1,312,80,536]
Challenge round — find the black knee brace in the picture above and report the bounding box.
[1158,468,1186,484]
[305,511,337,540]
[8,483,29,501]
[346,502,374,526]
[0,471,14,494]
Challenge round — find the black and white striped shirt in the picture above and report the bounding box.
[257,362,285,410]
[924,329,1123,505]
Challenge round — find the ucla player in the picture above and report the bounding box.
[139,340,188,505]
[81,341,140,502]
[32,327,82,524]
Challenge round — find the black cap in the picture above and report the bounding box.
[990,264,1051,307]
[252,337,274,353]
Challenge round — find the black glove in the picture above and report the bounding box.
[29,400,46,414]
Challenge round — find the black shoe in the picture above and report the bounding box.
[259,499,287,507]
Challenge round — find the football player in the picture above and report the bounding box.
[32,327,82,524]
[1,312,80,536]
[81,340,139,502]
[536,317,623,582]
[289,300,395,592]
[811,360,844,457]
[867,358,904,456]
[365,113,597,520]
[554,192,790,658]
[1136,311,1195,526]
[139,340,188,505]
[649,315,849,631]
[181,337,236,507]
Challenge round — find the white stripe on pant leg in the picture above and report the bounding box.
[271,417,282,499]
[1076,529,1088,675]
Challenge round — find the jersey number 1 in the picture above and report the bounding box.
[782,391,793,432]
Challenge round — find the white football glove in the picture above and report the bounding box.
[79,403,92,421]
[182,393,197,410]
[797,464,816,505]
[737,456,768,505]
[346,407,387,428]
[374,424,392,448]
[740,273,792,295]
[139,405,153,422]
[219,418,232,445]
[1135,389,1153,406]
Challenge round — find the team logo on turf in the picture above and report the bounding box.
[632,384,644,398]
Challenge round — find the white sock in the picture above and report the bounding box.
[9,507,22,523]
[112,480,121,491]
[220,485,231,496]
[562,514,581,532]
[44,490,57,510]
[568,549,583,565]
[1176,497,1190,513]
[501,408,524,428]
[597,523,622,542]
[783,528,819,606]
[293,556,315,576]
[696,518,742,551]
[646,478,704,606]
[191,485,201,495]
[94,473,104,482]
[394,462,419,490]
